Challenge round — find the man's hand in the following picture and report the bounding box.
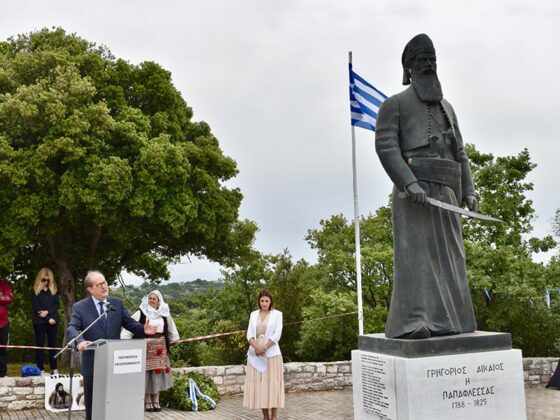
[405,182,427,205]
[465,195,478,212]
[48,318,56,325]
[144,319,157,335]
[77,341,92,352]
[39,310,48,318]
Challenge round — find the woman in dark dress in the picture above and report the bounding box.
[546,361,560,389]
[30,268,60,374]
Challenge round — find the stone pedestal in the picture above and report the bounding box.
[351,331,526,420]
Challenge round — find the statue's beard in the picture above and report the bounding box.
[411,70,443,103]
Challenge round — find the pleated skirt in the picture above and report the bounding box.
[243,355,285,409]
[145,368,174,394]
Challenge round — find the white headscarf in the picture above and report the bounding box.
[139,290,171,319]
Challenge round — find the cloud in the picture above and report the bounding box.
[2,0,558,283]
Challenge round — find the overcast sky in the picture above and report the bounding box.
[2,1,559,285]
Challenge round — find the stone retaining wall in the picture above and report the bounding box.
[523,357,558,386]
[0,376,45,411]
[175,360,353,396]
[0,358,557,411]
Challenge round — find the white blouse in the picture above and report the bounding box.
[120,309,180,341]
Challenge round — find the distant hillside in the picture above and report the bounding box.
[113,279,224,307]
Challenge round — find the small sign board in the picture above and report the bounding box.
[113,348,143,375]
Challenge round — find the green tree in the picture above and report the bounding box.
[295,289,360,361]
[184,250,320,365]
[463,146,558,355]
[306,146,559,355]
[0,28,256,328]
[305,206,393,333]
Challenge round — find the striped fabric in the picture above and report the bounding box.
[349,64,387,131]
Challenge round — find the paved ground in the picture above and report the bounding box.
[1,386,559,419]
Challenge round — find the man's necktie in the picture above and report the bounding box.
[98,301,107,331]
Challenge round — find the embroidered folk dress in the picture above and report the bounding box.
[243,313,285,409]
[120,291,179,394]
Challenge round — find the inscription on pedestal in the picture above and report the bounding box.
[404,349,523,419]
[421,359,504,413]
[360,353,396,419]
[353,340,525,420]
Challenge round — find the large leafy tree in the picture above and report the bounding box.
[463,146,558,355]
[306,206,393,333]
[185,250,319,365]
[306,146,560,355]
[0,28,256,325]
[295,289,358,361]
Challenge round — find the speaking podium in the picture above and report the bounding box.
[88,339,147,420]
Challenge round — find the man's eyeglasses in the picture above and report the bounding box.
[91,281,108,289]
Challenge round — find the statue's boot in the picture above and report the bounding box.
[399,325,431,339]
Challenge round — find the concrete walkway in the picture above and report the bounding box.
[1,386,558,419]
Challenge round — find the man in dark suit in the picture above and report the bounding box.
[67,270,156,420]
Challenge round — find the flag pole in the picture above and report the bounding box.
[349,51,364,336]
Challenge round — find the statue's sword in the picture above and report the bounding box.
[425,197,502,223]
[398,192,502,223]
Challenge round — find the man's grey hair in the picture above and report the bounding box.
[84,270,105,288]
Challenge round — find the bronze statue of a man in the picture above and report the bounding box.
[375,34,477,339]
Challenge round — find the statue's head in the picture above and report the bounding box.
[402,34,442,103]
[401,34,436,85]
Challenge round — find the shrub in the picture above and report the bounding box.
[160,371,220,411]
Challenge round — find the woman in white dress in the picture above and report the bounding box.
[121,290,179,412]
[243,289,285,420]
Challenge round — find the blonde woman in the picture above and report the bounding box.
[243,289,285,420]
[30,268,60,374]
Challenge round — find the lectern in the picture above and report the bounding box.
[88,339,147,420]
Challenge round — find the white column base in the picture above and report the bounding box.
[351,348,526,420]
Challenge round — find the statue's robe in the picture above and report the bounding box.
[375,86,477,338]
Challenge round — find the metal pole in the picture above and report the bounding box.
[67,348,75,420]
[349,51,364,336]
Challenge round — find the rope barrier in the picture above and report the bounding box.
[171,310,358,345]
[0,310,359,350]
[171,330,244,345]
[0,344,63,350]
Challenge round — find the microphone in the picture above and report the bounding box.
[105,303,116,312]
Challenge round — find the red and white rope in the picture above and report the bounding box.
[0,310,359,350]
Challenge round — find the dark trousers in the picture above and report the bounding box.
[0,323,8,377]
[83,375,94,420]
[33,323,58,371]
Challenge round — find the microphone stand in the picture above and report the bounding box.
[54,305,113,420]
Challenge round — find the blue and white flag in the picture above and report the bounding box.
[349,64,387,131]
[188,378,217,411]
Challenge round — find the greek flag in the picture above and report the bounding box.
[188,378,216,411]
[349,64,387,131]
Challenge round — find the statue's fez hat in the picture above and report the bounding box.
[401,33,435,85]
